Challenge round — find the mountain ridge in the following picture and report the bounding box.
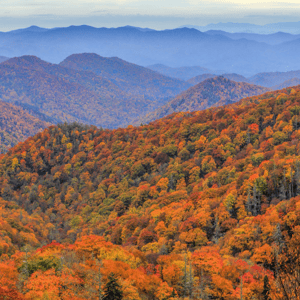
[60,53,190,100]
[0,25,299,75]
[137,76,270,124]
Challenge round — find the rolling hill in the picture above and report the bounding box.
[248,70,300,87]
[0,55,182,129]
[0,86,300,298]
[272,78,300,90]
[188,70,300,91]
[59,53,190,100]
[137,76,269,124]
[187,73,249,85]
[0,100,49,153]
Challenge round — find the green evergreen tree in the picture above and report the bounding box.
[103,273,123,300]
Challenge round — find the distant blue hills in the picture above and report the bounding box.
[1,24,300,76]
[180,21,300,34]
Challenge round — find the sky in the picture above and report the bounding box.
[1,0,300,31]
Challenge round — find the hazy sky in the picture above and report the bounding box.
[1,0,300,31]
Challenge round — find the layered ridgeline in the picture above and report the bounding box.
[187,70,300,89]
[0,55,188,129]
[1,25,300,75]
[0,101,49,153]
[1,86,300,298]
[138,76,269,124]
[60,53,190,100]
[187,73,249,85]
[147,64,214,80]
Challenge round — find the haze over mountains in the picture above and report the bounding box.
[0,54,189,129]
[182,21,300,34]
[1,23,300,150]
[147,64,218,81]
[137,76,269,124]
[1,25,300,76]
[0,50,299,146]
[60,53,189,100]
[183,70,300,89]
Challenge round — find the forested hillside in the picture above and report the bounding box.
[0,101,49,153]
[187,73,249,85]
[1,86,300,298]
[138,76,269,124]
[272,78,300,90]
[60,53,190,100]
[187,70,300,90]
[0,56,169,128]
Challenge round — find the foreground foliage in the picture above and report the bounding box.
[1,86,300,298]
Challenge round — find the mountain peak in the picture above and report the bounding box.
[136,77,269,124]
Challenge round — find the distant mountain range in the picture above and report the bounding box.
[136,76,269,124]
[181,22,300,34]
[1,50,300,150]
[273,78,300,90]
[147,64,219,81]
[1,25,300,76]
[183,70,300,89]
[204,30,300,45]
[0,100,49,153]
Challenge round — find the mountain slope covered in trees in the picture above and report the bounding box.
[1,86,300,298]
[187,70,300,90]
[0,56,171,128]
[0,100,49,153]
[248,70,300,87]
[138,76,269,124]
[60,53,190,100]
[187,73,249,85]
[273,78,300,90]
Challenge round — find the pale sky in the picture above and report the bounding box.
[1,0,300,31]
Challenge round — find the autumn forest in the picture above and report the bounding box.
[1,24,300,300]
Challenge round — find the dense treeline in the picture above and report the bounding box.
[1,87,300,298]
[0,101,49,153]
